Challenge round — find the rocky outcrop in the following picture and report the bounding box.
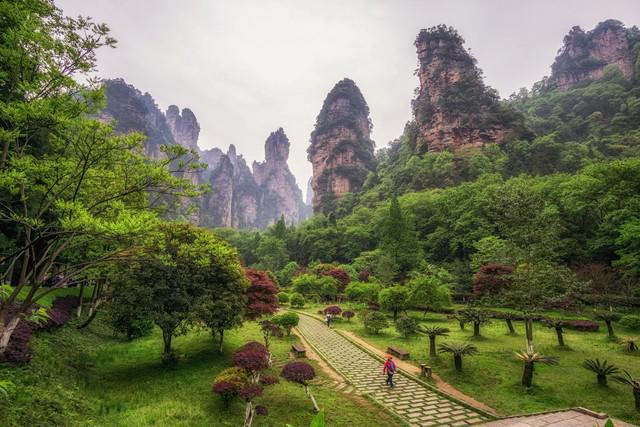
[252,128,309,226]
[551,20,635,90]
[165,105,200,151]
[412,25,521,152]
[308,78,376,213]
[101,79,309,229]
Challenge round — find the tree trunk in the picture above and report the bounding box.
[597,374,607,387]
[243,401,254,427]
[162,329,173,363]
[634,387,640,412]
[305,385,320,412]
[459,320,465,330]
[0,316,21,357]
[393,309,398,322]
[605,321,615,338]
[87,282,99,317]
[525,318,534,353]
[76,281,86,318]
[555,327,565,347]
[454,354,462,371]
[473,321,480,337]
[218,330,224,353]
[522,361,534,387]
[429,336,436,357]
[506,319,515,334]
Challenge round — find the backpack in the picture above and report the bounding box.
[387,361,396,374]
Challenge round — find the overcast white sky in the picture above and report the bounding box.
[57,0,640,198]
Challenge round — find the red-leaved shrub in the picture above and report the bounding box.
[245,269,279,320]
[255,405,269,416]
[233,341,270,373]
[473,263,513,297]
[342,310,355,320]
[281,361,316,385]
[357,270,371,282]
[259,374,279,386]
[565,319,600,332]
[323,305,342,315]
[238,384,263,400]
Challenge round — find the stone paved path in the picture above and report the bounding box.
[296,314,488,426]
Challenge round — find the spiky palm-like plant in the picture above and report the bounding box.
[438,342,478,371]
[543,318,567,348]
[612,370,640,412]
[514,350,558,388]
[422,326,450,357]
[583,359,620,386]
[619,337,639,352]
[595,311,621,338]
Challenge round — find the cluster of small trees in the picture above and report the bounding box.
[106,223,281,363]
[212,340,319,426]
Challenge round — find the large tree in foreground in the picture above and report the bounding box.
[0,0,203,357]
[111,224,246,363]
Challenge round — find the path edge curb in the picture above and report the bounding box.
[291,310,410,427]
[294,309,496,422]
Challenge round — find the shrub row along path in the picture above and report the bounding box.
[296,314,488,426]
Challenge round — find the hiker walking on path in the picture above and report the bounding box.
[325,313,332,328]
[383,355,397,387]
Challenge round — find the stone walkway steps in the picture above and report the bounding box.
[296,314,488,426]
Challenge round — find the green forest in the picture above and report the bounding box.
[1,1,640,426]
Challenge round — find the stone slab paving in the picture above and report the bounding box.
[481,410,636,427]
[296,314,488,426]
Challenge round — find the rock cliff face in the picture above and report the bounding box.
[101,79,309,229]
[308,78,376,213]
[253,128,310,225]
[551,20,635,90]
[165,105,200,151]
[412,25,520,152]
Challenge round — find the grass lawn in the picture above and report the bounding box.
[1,308,398,427]
[299,302,640,425]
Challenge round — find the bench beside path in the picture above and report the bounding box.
[295,313,489,426]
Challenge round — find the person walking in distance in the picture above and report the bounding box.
[325,313,332,328]
[383,355,397,387]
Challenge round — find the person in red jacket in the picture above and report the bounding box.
[382,355,397,387]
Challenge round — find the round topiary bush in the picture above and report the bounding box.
[238,383,263,401]
[232,341,270,374]
[290,293,305,308]
[281,361,316,385]
[255,405,269,416]
[273,312,299,335]
[395,317,419,338]
[364,311,389,334]
[323,305,342,315]
[277,292,290,304]
[342,310,355,321]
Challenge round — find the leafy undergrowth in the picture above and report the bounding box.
[1,312,397,426]
[300,303,640,425]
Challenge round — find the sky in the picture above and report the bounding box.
[56,0,640,199]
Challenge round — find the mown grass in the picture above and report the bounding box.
[300,303,640,425]
[1,302,398,427]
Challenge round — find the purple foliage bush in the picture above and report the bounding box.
[3,296,79,364]
[281,361,316,385]
[238,384,263,400]
[565,319,600,332]
[259,374,279,386]
[255,405,269,416]
[323,305,342,315]
[232,341,270,373]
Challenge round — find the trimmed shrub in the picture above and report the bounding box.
[619,315,640,331]
[363,311,389,334]
[281,361,316,385]
[395,317,419,338]
[342,310,355,321]
[565,319,600,332]
[238,384,263,400]
[290,293,305,308]
[277,292,290,304]
[345,281,380,302]
[259,374,280,386]
[233,341,270,374]
[273,312,299,335]
[323,306,342,315]
[358,270,371,282]
[255,405,269,416]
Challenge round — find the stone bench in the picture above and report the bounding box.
[387,345,410,360]
[292,343,306,358]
